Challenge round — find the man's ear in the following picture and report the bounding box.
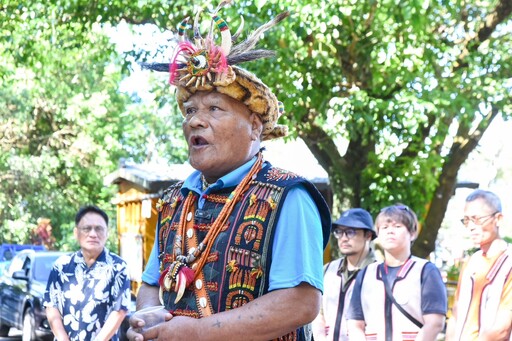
[495,212,504,228]
[250,113,263,141]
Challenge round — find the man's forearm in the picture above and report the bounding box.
[94,310,127,341]
[311,312,328,341]
[416,314,445,341]
[199,284,320,340]
[136,282,162,309]
[46,306,70,341]
[154,283,321,341]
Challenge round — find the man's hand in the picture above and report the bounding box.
[126,313,145,341]
[127,309,173,341]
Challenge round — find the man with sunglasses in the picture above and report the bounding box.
[44,205,131,341]
[446,189,512,340]
[312,208,376,341]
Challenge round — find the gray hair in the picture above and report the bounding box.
[465,189,502,213]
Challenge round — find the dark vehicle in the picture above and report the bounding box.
[0,244,46,278]
[0,250,66,341]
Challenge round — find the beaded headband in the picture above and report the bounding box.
[142,2,289,141]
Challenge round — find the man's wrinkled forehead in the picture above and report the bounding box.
[183,91,231,108]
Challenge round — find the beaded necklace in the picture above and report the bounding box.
[160,153,264,304]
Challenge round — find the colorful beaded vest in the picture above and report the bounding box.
[155,161,330,341]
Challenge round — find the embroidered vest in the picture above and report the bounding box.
[320,258,344,341]
[156,163,330,341]
[360,257,427,341]
[318,250,375,341]
[322,258,357,341]
[455,245,512,340]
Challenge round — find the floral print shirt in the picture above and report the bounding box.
[44,249,131,341]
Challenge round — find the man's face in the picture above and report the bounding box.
[333,226,369,256]
[463,198,501,247]
[376,218,414,254]
[182,91,262,180]
[74,212,108,256]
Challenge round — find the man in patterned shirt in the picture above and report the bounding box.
[44,205,131,341]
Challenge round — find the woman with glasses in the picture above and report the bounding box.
[312,208,377,341]
[347,205,447,341]
[445,189,512,340]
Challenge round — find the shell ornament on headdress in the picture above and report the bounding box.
[142,2,289,141]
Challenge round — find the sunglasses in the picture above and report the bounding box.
[333,228,358,239]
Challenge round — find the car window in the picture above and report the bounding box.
[7,253,27,276]
[33,255,61,282]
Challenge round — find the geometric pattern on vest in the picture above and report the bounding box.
[155,162,331,341]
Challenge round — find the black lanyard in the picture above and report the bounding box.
[380,263,423,341]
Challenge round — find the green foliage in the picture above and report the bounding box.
[0,9,123,246]
[1,0,511,257]
[446,263,460,282]
[0,1,186,249]
[241,1,511,256]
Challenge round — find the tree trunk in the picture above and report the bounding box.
[412,108,499,257]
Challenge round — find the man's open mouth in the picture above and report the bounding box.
[192,136,209,146]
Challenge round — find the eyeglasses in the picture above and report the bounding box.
[333,228,358,239]
[460,212,499,227]
[78,225,106,234]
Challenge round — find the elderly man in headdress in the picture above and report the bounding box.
[127,4,331,341]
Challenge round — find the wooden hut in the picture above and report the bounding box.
[104,159,194,293]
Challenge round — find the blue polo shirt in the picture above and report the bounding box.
[142,157,325,292]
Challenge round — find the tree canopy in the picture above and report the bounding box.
[0,0,186,248]
[1,0,511,257]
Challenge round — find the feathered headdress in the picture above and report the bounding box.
[142,1,289,141]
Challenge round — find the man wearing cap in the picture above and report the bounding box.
[127,5,331,341]
[312,208,376,341]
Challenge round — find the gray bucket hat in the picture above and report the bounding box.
[332,208,376,240]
